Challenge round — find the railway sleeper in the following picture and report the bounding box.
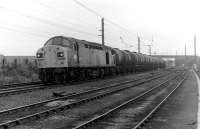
[0,72,174,128]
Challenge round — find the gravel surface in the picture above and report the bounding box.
[11,71,172,129]
[0,71,158,111]
[86,73,183,129]
[142,70,198,129]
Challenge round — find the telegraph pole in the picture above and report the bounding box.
[101,18,105,46]
[149,45,151,55]
[99,18,105,45]
[146,45,152,55]
[185,44,186,56]
[194,35,196,57]
[194,35,197,64]
[138,36,140,53]
[144,36,153,55]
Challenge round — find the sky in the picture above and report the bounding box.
[0,0,199,56]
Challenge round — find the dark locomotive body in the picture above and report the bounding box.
[36,36,165,82]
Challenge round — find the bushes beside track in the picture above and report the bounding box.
[0,58,39,85]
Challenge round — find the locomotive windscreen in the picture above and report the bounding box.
[44,37,63,46]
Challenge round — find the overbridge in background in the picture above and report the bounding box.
[153,55,200,67]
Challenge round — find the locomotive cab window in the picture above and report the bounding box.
[63,39,71,47]
[44,37,63,46]
[53,37,62,45]
[84,44,88,48]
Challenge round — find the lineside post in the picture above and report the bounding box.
[138,36,140,53]
[101,18,104,46]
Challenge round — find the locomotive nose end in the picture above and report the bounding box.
[36,48,44,58]
[36,45,68,68]
[36,45,69,83]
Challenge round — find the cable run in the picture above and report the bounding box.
[73,0,138,37]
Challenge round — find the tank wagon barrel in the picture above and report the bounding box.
[36,36,166,83]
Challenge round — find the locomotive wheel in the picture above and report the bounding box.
[60,74,65,83]
[100,69,104,78]
[64,75,69,83]
[88,70,93,79]
[105,68,108,76]
[64,71,69,83]
[80,70,86,80]
[54,74,60,83]
[46,74,53,83]
[74,70,80,81]
[116,68,120,75]
[69,71,75,82]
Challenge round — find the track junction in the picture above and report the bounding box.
[0,67,196,129]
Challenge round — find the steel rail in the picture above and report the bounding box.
[132,74,187,129]
[0,83,46,92]
[0,84,50,97]
[0,70,166,97]
[0,71,175,128]
[71,72,186,129]
[0,81,43,88]
[0,71,170,116]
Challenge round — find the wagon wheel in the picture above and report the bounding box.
[100,69,104,78]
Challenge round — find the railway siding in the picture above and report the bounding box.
[0,70,162,111]
[140,70,198,129]
[9,70,180,129]
[0,68,186,129]
[71,72,186,129]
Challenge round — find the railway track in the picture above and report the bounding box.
[0,82,49,97]
[0,70,167,97]
[0,81,43,89]
[0,70,178,128]
[1,71,153,89]
[71,71,187,129]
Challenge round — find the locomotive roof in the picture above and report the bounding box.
[45,36,112,49]
[44,36,164,62]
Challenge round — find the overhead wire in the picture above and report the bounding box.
[0,0,152,54]
[32,0,139,48]
[73,0,142,50]
[73,0,102,18]
[7,23,58,36]
[0,25,49,38]
[0,5,99,38]
[73,0,138,36]
[31,0,98,30]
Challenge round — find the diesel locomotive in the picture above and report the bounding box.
[36,36,165,82]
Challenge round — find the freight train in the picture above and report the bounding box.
[36,36,165,82]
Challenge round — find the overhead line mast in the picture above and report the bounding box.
[101,18,105,46]
[185,44,186,56]
[73,0,140,47]
[98,18,105,45]
[194,35,196,57]
[138,36,140,53]
[194,35,197,64]
[145,45,152,55]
